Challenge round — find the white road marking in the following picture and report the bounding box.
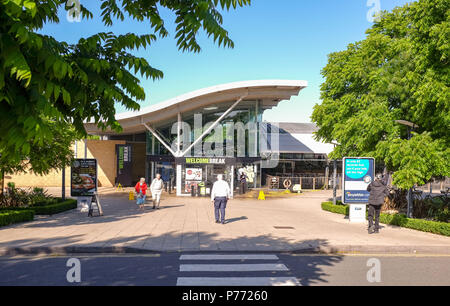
[180,263,289,272]
[179,254,279,260]
[177,277,300,286]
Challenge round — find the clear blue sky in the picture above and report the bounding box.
[42,0,411,123]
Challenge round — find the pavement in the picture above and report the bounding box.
[0,189,449,255]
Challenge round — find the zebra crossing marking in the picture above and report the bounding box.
[179,254,279,261]
[176,253,300,286]
[180,263,289,272]
[177,277,300,286]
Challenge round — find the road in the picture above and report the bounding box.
[0,253,449,286]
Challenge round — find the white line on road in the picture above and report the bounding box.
[180,263,289,272]
[179,254,279,260]
[177,277,300,286]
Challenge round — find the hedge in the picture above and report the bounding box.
[321,201,450,236]
[0,199,77,215]
[31,199,77,215]
[0,210,34,227]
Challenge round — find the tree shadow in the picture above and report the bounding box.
[0,231,344,286]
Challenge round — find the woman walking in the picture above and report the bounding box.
[135,177,148,211]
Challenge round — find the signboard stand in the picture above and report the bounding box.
[88,192,103,217]
[71,159,99,216]
[342,157,375,223]
[349,204,367,223]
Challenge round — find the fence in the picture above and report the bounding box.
[265,175,342,190]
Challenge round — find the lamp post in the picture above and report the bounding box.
[394,120,419,218]
[329,142,339,205]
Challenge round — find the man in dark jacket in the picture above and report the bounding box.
[366,174,390,234]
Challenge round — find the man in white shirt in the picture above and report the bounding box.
[211,174,231,224]
[150,173,164,209]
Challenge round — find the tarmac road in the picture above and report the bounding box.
[0,253,448,286]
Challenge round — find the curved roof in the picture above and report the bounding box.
[85,80,307,135]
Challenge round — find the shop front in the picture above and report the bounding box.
[174,157,261,197]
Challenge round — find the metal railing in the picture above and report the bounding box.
[265,175,342,190]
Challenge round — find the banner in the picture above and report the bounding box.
[71,159,97,197]
[342,157,375,204]
[116,144,133,186]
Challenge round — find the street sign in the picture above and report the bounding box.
[342,157,375,204]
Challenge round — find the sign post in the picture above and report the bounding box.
[71,159,98,212]
[342,157,375,223]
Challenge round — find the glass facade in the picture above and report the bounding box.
[146,100,263,196]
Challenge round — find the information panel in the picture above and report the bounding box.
[342,157,375,204]
[71,159,98,197]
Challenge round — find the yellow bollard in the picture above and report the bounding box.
[257,191,266,200]
[129,191,134,201]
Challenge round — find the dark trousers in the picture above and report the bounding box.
[240,182,247,194]
[368,204,381,229]
[214,197,227,222]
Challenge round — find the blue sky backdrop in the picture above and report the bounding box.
[42,0,411,123]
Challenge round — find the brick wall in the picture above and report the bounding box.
[4,140,126,188]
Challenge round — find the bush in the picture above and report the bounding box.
[321,201,348,215]
[32,199,77,215]
[0,199,77,215]
[0,210,34,227]
[321,201,450,236]
[379,213,450,236]
[0,186,55,207]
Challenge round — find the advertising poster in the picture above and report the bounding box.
[185,168,202,181]
[71,159,98,197]
[342,157,375,204]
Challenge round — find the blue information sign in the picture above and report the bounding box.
[342,157,375,204]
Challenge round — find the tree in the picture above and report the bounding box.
[312,0,449,189]
[0,0,250,175]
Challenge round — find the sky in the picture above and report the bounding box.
[41,0,412,123]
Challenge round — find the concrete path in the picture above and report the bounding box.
[0,191,448,255]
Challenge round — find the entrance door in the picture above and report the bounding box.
[180,163,233,197]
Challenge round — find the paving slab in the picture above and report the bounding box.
[0,190,448,255]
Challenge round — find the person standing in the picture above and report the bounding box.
[134,177,147,212]
[239,171,247,195]
[367,174,390,234]
[150,173,164,209]
[211,174,231,224]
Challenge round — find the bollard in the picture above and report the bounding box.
[129,191,134,201]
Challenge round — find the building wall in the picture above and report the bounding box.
[4,140,126,188]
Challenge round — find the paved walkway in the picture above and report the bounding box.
[0,191,449,255]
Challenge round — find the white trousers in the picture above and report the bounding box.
[151,191,162,206]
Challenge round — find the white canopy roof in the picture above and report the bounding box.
[85,80,307,135]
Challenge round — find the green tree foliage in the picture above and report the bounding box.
[312,0,449,189]
[0,0,250,175]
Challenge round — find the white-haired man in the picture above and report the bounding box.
[211,174,231,224]
[150,173,164,209]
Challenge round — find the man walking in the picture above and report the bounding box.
[367,174,390,234]
[150,173,164,209]
[211,174,231,224]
